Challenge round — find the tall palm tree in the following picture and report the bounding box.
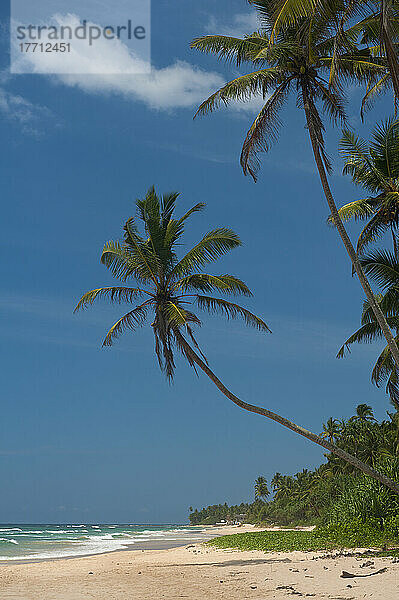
[254,475,270,501]
[75,186,399,493]
[330,118,399,258]
[190,1,399,371]
[321,417,341,443]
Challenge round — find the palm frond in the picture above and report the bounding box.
[370,118,399,181]
[240,78,293,181]
[361,74,391,121]
[102,301,151,347]
[101,241,139,282]
[124,218,161,286]
[356,210,392,254]
[340,129,388,192]
[175,273,252,296]
[196,295,271,332]
[194,69,280,117]
[327,198,377,226]
[169,229,242,279]
[300,86,332,173]
[190,34,266,66]
[337,322,385,358]
[254,0,318,43]
[163,202,206,250]
[313,79,347,125]
[372,343,395,387]
[165,302,201,328]
[360,249,399,289]
[74,287,147,312]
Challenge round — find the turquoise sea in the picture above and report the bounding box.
[0,524,210,561]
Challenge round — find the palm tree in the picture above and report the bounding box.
[260,0,399,101]
[270,472,284,494]
[190,1,399,371]
[254,475,270,501]
[75,186,399,494]
[330,118,399,258]
[337,250,399,403]
[273,474,295,500]
[321,417,341,443]
[354,403,376,422]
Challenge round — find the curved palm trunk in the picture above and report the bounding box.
[300,84,399,370]
[175,329,399,495]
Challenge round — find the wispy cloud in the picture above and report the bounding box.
[0,85,55,135]
[145,140,237,165]
[205,12,260,37]
[11,13,263,113]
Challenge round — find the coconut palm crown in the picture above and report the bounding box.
[75,187,270,379]
[331,118,399,256]
[337,249,399,402]
[254,0,398,109]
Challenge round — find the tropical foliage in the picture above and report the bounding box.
[331,118,399,257]
[254,475,270,501]
[190,404,399,529]
[255,0,399,103]
[75,186,270,381]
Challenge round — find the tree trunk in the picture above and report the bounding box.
[301,84,399,369]
[381,0,399,100]
[391,226,398,259]
[174,329,399,495]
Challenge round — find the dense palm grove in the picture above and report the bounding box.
[190,404,399,530]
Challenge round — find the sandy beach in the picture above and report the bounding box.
[1,525,398,599]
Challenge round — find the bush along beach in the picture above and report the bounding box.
[191,404,399,551]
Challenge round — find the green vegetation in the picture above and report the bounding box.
[206,523,399,553]
[191,404,399,548]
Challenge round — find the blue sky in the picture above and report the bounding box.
[0,0,395,524]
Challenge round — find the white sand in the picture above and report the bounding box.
[0,525,397,599]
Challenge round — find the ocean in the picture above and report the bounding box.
[0,524,211,561]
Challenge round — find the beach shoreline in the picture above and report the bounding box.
[0,524,315,565]
[0,524,258,565]
[1,525,397,599]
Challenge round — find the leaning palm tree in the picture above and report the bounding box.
[75,186,399,493]
[254,476,270,501]
[190,0,399,370]
[330,118,399,258]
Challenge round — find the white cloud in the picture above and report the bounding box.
[205,12,260,37]
[12,13,265,113]
[0,87,54,135]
